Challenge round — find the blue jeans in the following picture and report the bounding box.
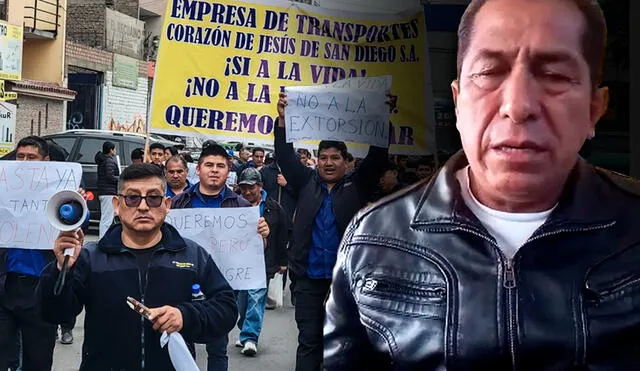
[206,334,228,371]
[235,288,267,344]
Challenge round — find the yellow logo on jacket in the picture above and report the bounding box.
[172,261,194,268]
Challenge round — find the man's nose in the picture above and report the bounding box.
[499,66,541,124]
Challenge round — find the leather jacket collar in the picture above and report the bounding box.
[411,151,617,235]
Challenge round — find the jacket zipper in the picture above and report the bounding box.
[451,226,518,369]
[362,278,447,300]
[137,250,157,371]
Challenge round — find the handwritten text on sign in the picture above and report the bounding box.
[165,207,266,290]
[0,161,82,250]
[284,86,390,147]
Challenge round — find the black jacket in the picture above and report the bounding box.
[37,223,237,371]
[324,152,640,370]
[273,124,388,276]
[263,197,292,279]
[260,161,298,219]
[95,151,120,196]
[171,184,250,209]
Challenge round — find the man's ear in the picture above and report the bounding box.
[451,80,460,112]
[44,155,50,161]
[590,86,609,131]
[112,195,119,217]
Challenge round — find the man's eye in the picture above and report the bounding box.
[542,72,571,82]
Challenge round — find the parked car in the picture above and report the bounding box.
[36,130,183,223]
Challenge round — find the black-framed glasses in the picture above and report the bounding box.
[118,194,164,208]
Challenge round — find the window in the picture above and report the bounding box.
[45,136,76,161]
[75,138,107,164]
[0,1,7,21]
[123,140,144,166]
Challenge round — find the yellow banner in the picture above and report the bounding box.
[150,0,431,154]
[0,21,22,81]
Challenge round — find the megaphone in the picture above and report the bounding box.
[46,190,89,232]
[46,190,90,296]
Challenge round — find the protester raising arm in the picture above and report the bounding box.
[274,93,314,191]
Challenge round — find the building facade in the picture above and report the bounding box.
[0,0,76,153]
[65,0,149,133]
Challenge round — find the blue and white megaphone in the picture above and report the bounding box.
[46,190,89,232]
[46,190,90,295]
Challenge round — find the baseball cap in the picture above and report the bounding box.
[238,167,262,185]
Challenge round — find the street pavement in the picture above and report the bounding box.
[52,232,299,371]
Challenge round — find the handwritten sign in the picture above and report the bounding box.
[284,86,390,147]
[165,207,266,290]
[0,161,82,250]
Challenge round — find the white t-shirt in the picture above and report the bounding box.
[456,167,555,259]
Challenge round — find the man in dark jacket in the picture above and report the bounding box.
[171,143,270,371]
[371,160,406,202]
[95,141,120,238]
[275,94,390,371]
[235,167,290,356]
[37,163,238,370]
[260,156,297,219]
[323,0,630,369]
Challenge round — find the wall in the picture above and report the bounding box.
[67,3,106,48]
[66,41,147,76]
[112,0,140,19]
[101,71,148,132]
[14,95,65,140]
[22,0,68,85]
[6,0,24,26]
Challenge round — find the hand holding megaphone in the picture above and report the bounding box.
[53,229,84,270]
[46,190,90,294]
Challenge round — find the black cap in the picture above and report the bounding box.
[238,167,262,185]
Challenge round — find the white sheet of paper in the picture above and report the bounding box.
[160,332,199,371]
[165,206,266,290]
[0,161,82,250]
[284,86,390,147]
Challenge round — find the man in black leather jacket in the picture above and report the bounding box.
[323,0,637,370]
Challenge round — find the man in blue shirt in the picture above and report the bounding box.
[171,142,270,371]
[0,136,88,370]
[164,155,191,198]
[274,95,392,371]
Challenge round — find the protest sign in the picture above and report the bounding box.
[296,75,392,155]
[0,161,82,250]
[165,207,266,290]
[149,0,433,155]
[284,86,389,147]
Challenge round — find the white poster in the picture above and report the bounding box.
[166,207,266,290]
[0,161,82,249]
[0,101,16,156]
[284,86,390,147]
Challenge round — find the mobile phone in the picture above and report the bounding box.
[126,296,152,320]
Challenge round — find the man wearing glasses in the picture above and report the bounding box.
[36,163,238,370]
[171,142,271,371]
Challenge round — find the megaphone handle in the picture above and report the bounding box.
[54,251,73,296]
